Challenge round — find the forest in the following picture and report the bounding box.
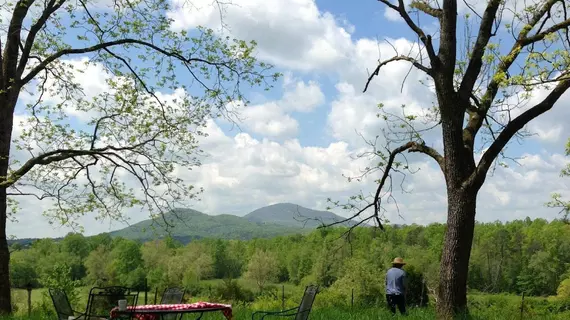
[9,217,570,305]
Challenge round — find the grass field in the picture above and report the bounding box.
[2,307,570,320]
[9,284,570,319]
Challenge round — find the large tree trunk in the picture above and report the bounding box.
[436,188,478,319]
[0,97,16,314]
[0,188,10,315]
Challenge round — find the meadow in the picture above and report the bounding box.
[8,284,570,320]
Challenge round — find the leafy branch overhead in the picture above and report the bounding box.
[0,0,280,229]
[338,0,570,228]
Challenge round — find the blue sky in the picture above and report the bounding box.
[5,0,570,238]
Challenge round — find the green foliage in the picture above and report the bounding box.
[404,264,429,307]
[39,263,81,306]
[9,251,38,289]
[9,218,570,307]
[244,250,279,291]
[330,257,384,306]
[557,278,570,298]
[214,279,254,303]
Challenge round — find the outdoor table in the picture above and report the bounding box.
[110,302,233,320]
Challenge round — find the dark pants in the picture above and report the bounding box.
[386,294,406,315]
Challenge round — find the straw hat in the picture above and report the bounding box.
[392,257,406,265]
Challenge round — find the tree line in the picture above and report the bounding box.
[9,218,570,301]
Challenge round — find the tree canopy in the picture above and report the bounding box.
[331,0,570,318]
[0,0,278,313]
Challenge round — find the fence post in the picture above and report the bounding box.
[351,288,354,308]
[26,283,32,316]
[281,285,285,311]
[520,292,525,320]
[154,288,158,304]
[144,278,148,305]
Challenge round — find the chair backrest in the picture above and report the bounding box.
[294,285,319,320]
[160,287,185,304]
[49,288,74,320]
[86,286,138,318]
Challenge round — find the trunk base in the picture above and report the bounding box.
[436,189,477,319]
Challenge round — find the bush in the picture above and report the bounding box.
[403,264,429,307]
[215,279,255,302]
[557,278,570,298]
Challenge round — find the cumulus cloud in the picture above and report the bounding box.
[6,0,570,239]
[167,0,354,71]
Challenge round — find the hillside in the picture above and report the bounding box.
[244,203,357,228]
[108,208,305,242]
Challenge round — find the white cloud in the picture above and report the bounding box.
[281,74,325,112]
[240,103,299,138]
[7,0,570,239]
[228,77,325,139]
[167,0,354,71]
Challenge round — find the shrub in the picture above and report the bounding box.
[404,264,429,307]
[215,279,255,302]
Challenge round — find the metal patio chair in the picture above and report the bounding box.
[251,285,319,320]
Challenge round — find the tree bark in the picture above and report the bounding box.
[437,188,478,319]
[0,188,10,315]
[0,95,16,314]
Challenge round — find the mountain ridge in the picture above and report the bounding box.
[9,203,357,244]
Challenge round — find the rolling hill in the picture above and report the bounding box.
[244,203,357,228]
[8,203,359,245]
[108,208,305,242]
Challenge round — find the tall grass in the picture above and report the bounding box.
[2,307,570,320]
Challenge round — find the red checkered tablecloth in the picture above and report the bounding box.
[110,302,232,320]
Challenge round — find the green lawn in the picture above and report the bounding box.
[9,286,570,320]
[3,307,570,320]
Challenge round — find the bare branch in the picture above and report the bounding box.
[378,0,438,64]
[364,55,432,93]
[324,140,444,231]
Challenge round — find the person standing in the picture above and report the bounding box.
[385,257,407,315]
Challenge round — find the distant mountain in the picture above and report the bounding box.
[108,208,305,242]
[244,203,357,228]
[9,204,360,245]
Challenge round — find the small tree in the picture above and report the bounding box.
[245,249,279,292]
[0,0,278,313]
[336,0,570,318]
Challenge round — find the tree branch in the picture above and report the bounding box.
[378,0,438,64]
[323,140,444,231]
[458,0,502,100]
[462,0,566,150]
[467,77,570,190]
[4,133,166,187]
[410,1,443,19]
[20,38,236,85]
[363,55,432,93]
[3,0,36,86]
[438,0,458,81]
[16,0,64,79]
[521,17,570,45]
